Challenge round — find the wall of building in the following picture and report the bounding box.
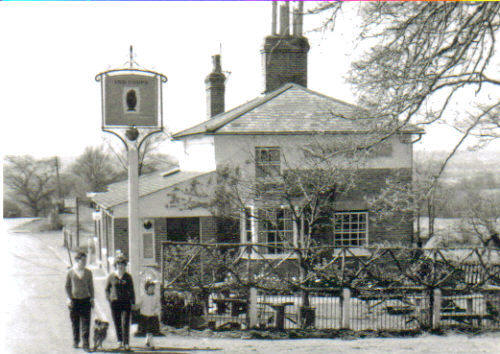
[178,135,216,172]
[213,133,413,181]
[110,216,221,266]
[114,217,129,258]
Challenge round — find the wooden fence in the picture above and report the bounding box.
[160,243,500,331]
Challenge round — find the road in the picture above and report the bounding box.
[2,218,83,353]
[1,218,498,354]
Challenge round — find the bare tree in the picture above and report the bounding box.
[210,135,401,311]
[312,2,500,137]
[307,2,500,246]
[70,146,118,193]
[3,155,56,216]
[367,157,448,247]
[104,132,176,176]
[459,190,500,247]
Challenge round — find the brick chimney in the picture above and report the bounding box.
[262,1,309,93]
[205,54,226,118]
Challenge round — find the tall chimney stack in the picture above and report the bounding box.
[205,54,226,118]
[262,1,309,92]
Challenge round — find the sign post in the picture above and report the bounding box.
[96,54,167,294]
[128,145,140,291]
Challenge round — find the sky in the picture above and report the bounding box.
[0,1,498,165]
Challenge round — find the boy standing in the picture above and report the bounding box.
[65,251,94,352]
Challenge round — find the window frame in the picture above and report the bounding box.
[332,211,369,247]
[255,146,281,178]
[259,207,293,254]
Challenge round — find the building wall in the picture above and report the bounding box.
[114,217,129,258]
[242,168,413,248]
[213,134,412,181]
[179,135,216,172]
[112,217,171,265]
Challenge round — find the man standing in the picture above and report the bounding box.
[65,251,94,352]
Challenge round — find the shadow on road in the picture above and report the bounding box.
[93,346,222,353]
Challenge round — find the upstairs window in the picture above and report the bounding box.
[333,212,368,247]
[255,147,281,178]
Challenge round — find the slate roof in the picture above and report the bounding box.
[173,83,423,139]
[90,169,211,210]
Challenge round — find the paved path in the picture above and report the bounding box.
[2,218,499,353]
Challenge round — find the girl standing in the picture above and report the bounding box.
[136,280,161,348]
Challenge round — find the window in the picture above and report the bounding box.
[333,212,368,247]
[143,232,154,259]
[255,147,281,178]
[259,208,293,254]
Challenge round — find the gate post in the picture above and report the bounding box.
[248,287,258,328]
[341,288,351,329]
[432,288,442,329]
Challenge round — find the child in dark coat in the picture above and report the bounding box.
[105,255,135,350]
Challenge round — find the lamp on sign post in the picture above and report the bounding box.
[95,48,167,295]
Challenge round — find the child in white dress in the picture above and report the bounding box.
[137,280,161,348]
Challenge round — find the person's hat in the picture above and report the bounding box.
[75,251,87,260]
[114,255,128,265]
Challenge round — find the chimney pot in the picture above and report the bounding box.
[271,1,277,35]
[279,4,290,36]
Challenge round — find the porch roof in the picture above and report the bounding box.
[90,169,212,210]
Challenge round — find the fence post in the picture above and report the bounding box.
[466,297,473,314]
[248,287,258,328]
[341,288,351,329]
[432,288,442,329]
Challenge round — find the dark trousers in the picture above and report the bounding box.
[69,298,91,346]
[111,301,132,345]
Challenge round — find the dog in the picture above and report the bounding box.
[93,319,109,351]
